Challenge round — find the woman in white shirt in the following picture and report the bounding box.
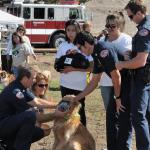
[55,20,93,126]
[99,12,132,150]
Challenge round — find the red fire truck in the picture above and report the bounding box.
[7,1,90,48]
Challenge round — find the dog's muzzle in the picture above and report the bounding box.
[57,100,71,112]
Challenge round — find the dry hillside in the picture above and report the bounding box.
[85,0,150,36]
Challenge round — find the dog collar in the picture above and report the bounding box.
[64,114,80,121]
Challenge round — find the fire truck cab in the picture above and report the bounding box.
[7,1,89,48]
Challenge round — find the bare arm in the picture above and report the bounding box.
[74,73,102,101]
[110,69,121,98]
[36,112,56,122]
[111,69,126,112]
[28,98,57,109]
[36,110,69,123]
[63,61,94,73]
[116,52,149,70]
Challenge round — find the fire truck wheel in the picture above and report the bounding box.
[52,33,65,49]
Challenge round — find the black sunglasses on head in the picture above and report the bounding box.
[105,24,116,29]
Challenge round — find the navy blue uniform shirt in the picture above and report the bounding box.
[0,80,35,121]
[132,15,150,63]
[92,42,118,76]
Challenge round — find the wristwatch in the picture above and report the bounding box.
[114,95,121,99]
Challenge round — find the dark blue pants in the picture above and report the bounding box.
[102,71,132,150]
[131,77,150,150]
[106,90,118,150]
[117,74,132,150]
[0,110,44,150]
[1,55,12,73]
[100,86,114,110]
[60,86,86,126]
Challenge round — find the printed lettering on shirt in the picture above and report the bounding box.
[138,29,149,36]
[100,50,109,58]
[12,50,19,57]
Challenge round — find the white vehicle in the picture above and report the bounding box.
[7,1,90,48]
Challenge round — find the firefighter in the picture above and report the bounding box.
[116,1,150,150]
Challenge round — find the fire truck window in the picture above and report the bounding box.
[48,8,54,19]
[34,8,45,19]
[23,7,30,19]
[69,8,79,19]
[7,7,21,17]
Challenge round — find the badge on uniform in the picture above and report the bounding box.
[138,29,149,36]
[100,50,109,58]
[16,91,24,99]
[13,89,24,99]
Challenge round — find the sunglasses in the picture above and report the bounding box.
[37,84,48,88]
[105,24,116,29]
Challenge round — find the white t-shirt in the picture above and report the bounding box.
[99,33,132,86]
[56,41,93,91]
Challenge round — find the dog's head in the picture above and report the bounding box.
[56,95,81,122]
[0,71,15,86]
[0,71,8,83]
[57,95,80,113]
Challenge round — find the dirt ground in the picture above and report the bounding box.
[30,53,136,150]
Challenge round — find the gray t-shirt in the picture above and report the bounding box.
[12,43,32,67]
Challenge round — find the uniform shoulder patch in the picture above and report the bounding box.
[100,50,109,58]
[138,28,149,36]
[13,89,24,99]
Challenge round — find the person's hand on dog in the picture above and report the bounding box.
[72,95,82,103]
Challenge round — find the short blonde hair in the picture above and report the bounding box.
[42,70,51,82]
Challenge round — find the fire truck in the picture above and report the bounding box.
[6,1,90,48]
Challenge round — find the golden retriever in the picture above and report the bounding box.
[0,71,15,87]
[52,95,96,150]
